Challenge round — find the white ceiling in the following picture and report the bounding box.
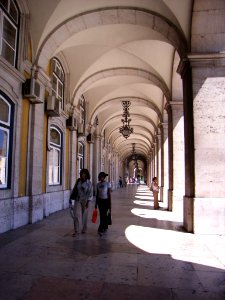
[27,0,192,160]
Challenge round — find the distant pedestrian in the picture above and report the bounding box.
[95,172,111,236]
[119,176,123,188]
[151,177,159,209]
[69,168,93,236]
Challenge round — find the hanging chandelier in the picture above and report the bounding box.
[119,101,133,139]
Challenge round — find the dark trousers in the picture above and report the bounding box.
[97,198,110,232]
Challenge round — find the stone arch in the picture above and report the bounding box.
[113,134,151,152]
[35,7,188,71]
[73,67,171,106]
[119,142,149,158]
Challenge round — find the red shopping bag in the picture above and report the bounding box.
[92,209,98,223]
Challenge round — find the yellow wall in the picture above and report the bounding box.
[18,99,30,196]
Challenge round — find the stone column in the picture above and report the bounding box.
[177,59,195,232]
[158,125,164,202]
[88,142,93,179]
[147,154,151,187]
[170,101,185,213]
[161,122,168,208]
[69,130,77,188]
[154,136,158,178]
[165,104,173,211]
[28,102,44,223]
[189,54,225,234]
[157,131,162,201]
[151,146,155,177]
[93,134,101,190]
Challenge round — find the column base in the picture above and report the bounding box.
[183,196,193,233]
[193,197,225,234]
[168,189,173,211]
[183,196,225,234]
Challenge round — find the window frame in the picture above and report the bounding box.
[0,92,14,189]
[51,58,65,110]
[0,0,19,67]
[48,126,62,186]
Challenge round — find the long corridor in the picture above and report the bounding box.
[0,184,224,300]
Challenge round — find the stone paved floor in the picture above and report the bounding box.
[0,184,225,300]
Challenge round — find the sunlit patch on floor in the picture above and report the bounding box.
[125,225,180,254]
[135,192,152,196]
[133,200,152,206]
[135,195,152,200]
[124,225,225,270]
[131,207,182,222]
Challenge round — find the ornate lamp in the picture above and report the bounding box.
[119,101,133,139]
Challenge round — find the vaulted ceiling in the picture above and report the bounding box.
[27,0,193,161]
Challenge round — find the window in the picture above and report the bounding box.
[51,58,65,110]
[0,0,19,67]
[0,93,13,188]
[49,126,62,185]
[78,142,84,175]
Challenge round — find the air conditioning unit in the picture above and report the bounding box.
[66,116,77,131]
[46,95,61,117]
[22,78,42,103]
[87,133,94,144]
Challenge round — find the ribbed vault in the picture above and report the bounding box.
[26,0,192,169]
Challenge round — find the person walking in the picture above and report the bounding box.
[119,176,123,188]
[69,168,93,236]
[95,172,112,236]
[151,177,159,209]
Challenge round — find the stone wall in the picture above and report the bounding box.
[0,191,70,233]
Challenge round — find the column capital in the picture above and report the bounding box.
[188,52,225,68]
[169,101,183,112]
[159,122,168,129]
[177,57,190,79]
[164,102,171,113]
[170,100,183,106]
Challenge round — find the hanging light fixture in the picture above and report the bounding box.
[119,101,133,139]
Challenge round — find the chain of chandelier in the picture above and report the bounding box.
[119,101,133,139]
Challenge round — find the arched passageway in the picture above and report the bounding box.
[0,0,225,238]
